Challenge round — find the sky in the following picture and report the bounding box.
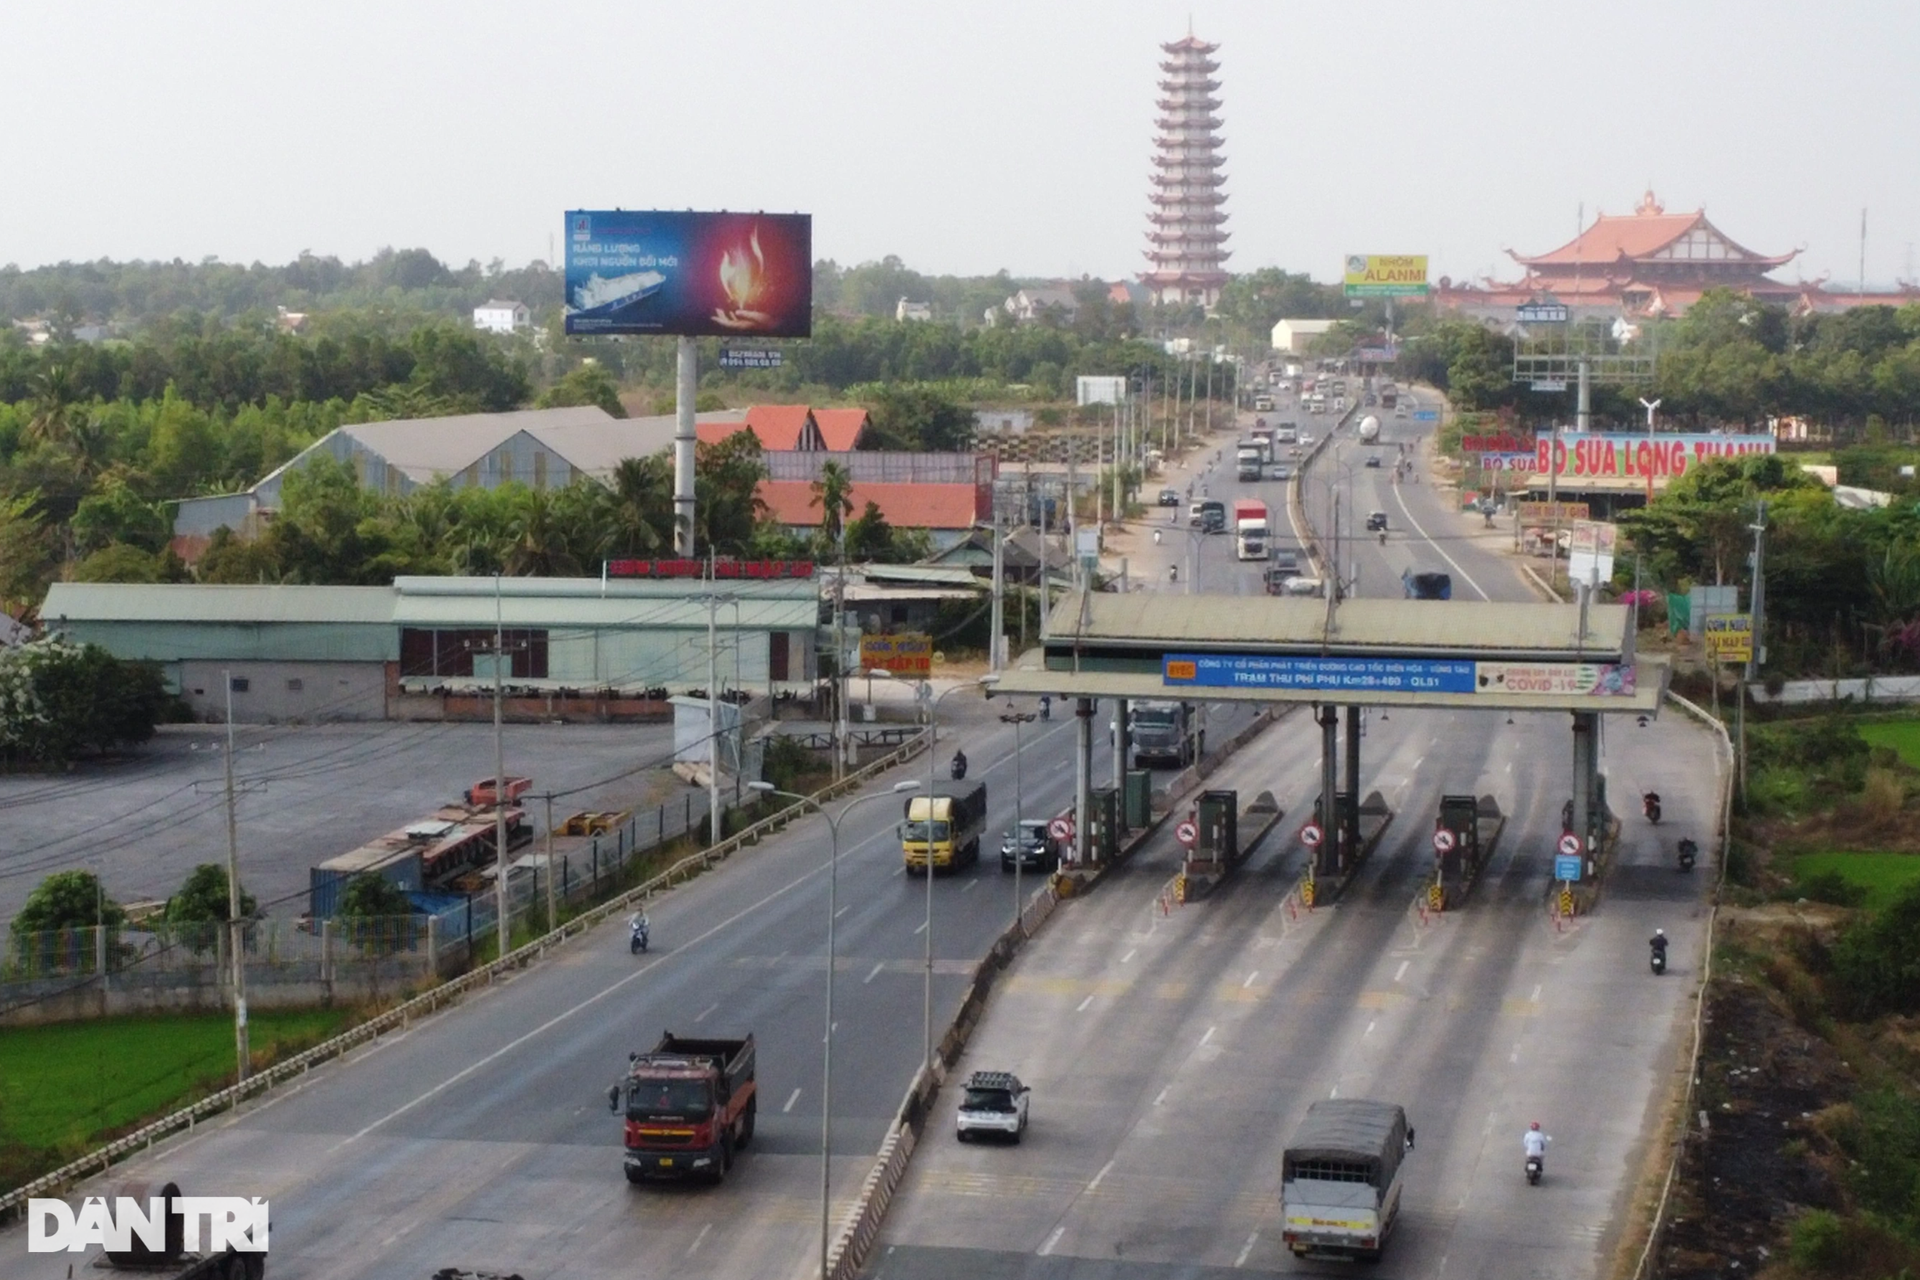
[6,0,1920,289]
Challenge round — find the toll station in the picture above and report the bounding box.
[995,591,1666,903]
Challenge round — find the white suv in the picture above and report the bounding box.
[956,1071,1030,1142]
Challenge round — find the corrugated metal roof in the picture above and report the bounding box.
[1042,591,1629,659]
[389,577,818,630]
[42,583,395,625]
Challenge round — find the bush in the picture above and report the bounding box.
[337,873,410,919]
[1828,877,1920,1018]
[10,870,125,934]
[1830,1087,1920,1235]
[165,864,257,924]
[1795,870,1869,908]
[1789,1208,1849,1270]
[0,636,169,767]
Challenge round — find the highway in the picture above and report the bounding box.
[867,374,1720,1280]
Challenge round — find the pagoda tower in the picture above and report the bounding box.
[1141,32,1231,307]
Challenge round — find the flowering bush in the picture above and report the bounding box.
[0,636,168,766]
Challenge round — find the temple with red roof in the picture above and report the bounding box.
[1436,191,1919,320]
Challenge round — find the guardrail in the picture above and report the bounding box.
[0,729,932,1219]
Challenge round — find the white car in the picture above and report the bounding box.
[957,1071,1030,1142]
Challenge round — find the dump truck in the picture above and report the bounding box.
[1234,498,1271,561]
[609,1032,757,1183]
[1129,701,1201,768]
[1281,1098,1412,1262]
[901,781,988,872]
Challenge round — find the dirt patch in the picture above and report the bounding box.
[1654,974,1854,1278]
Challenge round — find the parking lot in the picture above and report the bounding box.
[0,720,685,925]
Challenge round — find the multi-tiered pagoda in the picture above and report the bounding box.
[1141,33,1231,307]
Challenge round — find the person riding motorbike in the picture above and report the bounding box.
[1643,791,1662,823]
[1523,1122,1551,1181]
[1169,564,1179,583]
[950,749,968,780]
[628,911,650,954]
[1378,529,1387,546]
[1650,928,1669,974]
[1677,838,1699,871]
[1153,529,1162,545]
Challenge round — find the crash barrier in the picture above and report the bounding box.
[1522,563,1564,603]
[0,730,932,1219]
[1749,674,1920,705]
[1290,398,1365,582]
[1629,691,1734,1280]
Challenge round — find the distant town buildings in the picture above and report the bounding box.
[472,299,531,333]
[894,297,932,322]
[1270,318,1336,353]
[1140,31,1231,307]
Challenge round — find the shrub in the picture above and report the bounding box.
[1796,870,1869,908]
[1789,1208,1848,1270]
[1829,877,1920,1018]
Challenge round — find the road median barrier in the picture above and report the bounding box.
[2,730,932,1220]
[1296,790,1394,907]
[1176,790,1284,901]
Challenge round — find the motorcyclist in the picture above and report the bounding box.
[950,749,968,780]
[1153,529,1163,545]
[1523,1121,1551,1166]
[628,910,650,953]
[1168,563,1179,583]
[1650,928,1668,959]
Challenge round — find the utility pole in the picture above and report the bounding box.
[989,501,1005,672]
[223,674,249,1082]
[543,792,556,932]
[1739,502,1769,805]
[492,573,509,958]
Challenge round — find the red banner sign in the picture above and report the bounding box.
[605,559,815,580]
[1461,432,1532,454]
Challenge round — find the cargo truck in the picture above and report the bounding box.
[1233,498,1270,561]
[1236,445,1264,482]
[1129,701,1201,768]
[1281,1098,1412,1262]
[1403,570,1453,600]
[609,1032,757,1183]
[901,781,988,872]
[1356,414,1381,444]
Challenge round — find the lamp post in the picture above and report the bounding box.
[983,679,1036,929]
[916,675,992,1076]
[748,778,922,1280]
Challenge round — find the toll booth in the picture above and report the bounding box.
[1430,793,1506,910]
[1123,770,1153,829]
[1087,786,1120,862]
[1313,791,1357,876]
[1195,789,1238,863]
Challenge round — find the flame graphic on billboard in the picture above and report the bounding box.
[712,225,773,330]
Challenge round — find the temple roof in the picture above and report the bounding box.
[1512,190,1795,271]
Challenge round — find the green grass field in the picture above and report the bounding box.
[1791,851,1920,911]
[0,1008,353,1157]
[1858,718,1920,768]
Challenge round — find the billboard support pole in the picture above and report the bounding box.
[675,336,697,556]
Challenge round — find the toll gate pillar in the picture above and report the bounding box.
[1075,697,1095,865]
[1112,697,1130,831]
[1570,712,1595,875]
[1344,705,1362,856]
[1318,704,1339,876]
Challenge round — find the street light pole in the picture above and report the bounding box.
[993,700,1036,929]
[748,778,921,1280]
[917,676,989,1076]
[222,674,249,1081]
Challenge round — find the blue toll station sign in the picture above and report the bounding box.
[1162,653,1477,694]
[1413,409,1439,421]
[1555,854,1584,881]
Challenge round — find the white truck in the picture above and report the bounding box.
[1233,498,1271,561]
[1356,414,1382,444]
[1281,1098,1413,1263]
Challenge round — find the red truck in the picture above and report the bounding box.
[608,1032,757,1183]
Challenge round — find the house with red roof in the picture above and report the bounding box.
[757,480,987,550]
[694,405,872,451]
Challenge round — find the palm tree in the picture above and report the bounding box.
[24,364,78,449]
[611,455,671,554]
[811,460,854,551]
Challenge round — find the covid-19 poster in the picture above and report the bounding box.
[563,210,812,338]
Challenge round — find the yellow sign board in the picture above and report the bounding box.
[1515,500,1590,523]
[1343,254,1429,297]
[858,632,932,676]
[1703,614,1753,663]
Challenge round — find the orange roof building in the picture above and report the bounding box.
[757,480,986,544]
[694,405,871,452]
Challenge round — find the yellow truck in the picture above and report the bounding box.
[900,781,988,873]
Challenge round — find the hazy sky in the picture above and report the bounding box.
[7,1,1919,288]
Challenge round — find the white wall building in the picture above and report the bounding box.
[472,299,531,333]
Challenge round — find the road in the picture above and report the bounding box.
[866,375,1719,1280]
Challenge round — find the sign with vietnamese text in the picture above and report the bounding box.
[859,632,932,676]
[1567,520,1618,585]
[605,558,815,579]
[1164,653,1476,694]
[1703,613,1753,663]
[1461,431,1533,454]
[1531,431,1775,481]
[31,1196,268,1254]
[1343,254,1429,297]
[1474,662,1638,697]
[717,346,784,370]
[1555,854,1584,881]
[1515,500,1590,523]
[1517,303,1570,323]
[565,210,812,338]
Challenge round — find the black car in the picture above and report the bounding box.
[1365,511,1388,532]
[1157,488,1181,506]
[1000,820,1061,872]
[1365,454,1382,468]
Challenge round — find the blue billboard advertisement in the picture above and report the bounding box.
[564,210,812,338]
[1162,652,1477,694]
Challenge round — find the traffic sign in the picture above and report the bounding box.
[1554,854,1583,882]
[1300,822,1324,847]
[1049,817,1073,841]
[1557,832,1582,857]
[1413,409,1439,421]
[1431,828,1457,854]
[1175,820,1199,848]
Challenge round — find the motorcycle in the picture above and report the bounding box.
[950,751,968,781]
[1642,791,1662,824]
[1168,564,1179,583]
[1650,942,1667,975]
[1525,1155,1543,1186]
[1377,530,1387,546]
[629,914,650,955]
[1677,838,1698,872]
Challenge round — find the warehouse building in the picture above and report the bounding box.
[41,575,821,723]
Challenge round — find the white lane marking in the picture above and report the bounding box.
[331,841,871,1150]
[1394,960,1410,982]
[913,919,928,935]
[1235,1232,1259,1267]
[783,1088,802,1113]
[1330,1085,1339,1098]
[1365,1019,1377,1037]
[836,905,852,918]
[1087,1159,1116,1193]
[687,1223,712,1256]
[1200,1025,1216,1047]
[865,962,886,984]
[962,877,979,893]
[1040,1227,1066,1256]
[1076,995,1095,1012]
[892,866,904,876]
[1391,482,1490,600]
[693,1001,719,1022]
[1122,948,1137,963]
[1510,1042,1521,1063]
[1154,1086,1170,1106]
[1242,970,1258,988]
[1413,754,1426,770]
[1531,983,1542,1001]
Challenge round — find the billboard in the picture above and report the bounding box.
[860,633,932,676]
[1567,520,1618,585]
[1343,254,1429,298]
[1532,431,1775,481]
[564,210,812,338]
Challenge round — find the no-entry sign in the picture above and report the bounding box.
[1432,828,1457,853]
[1050,817,1074,841]
[1300,823,1324,847]
[1558,831,1582,857]
[1176,821,1199,847]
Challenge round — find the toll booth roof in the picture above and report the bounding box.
[1042,592,1631,662]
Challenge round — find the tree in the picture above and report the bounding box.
[338,872,411,919]
[844,500,894,562]
[165,863,257,924]
[0,491,53,612]
[74,542,179,583]
[537,362,626,418]
[11,869,125,935]
[71,470,171,555]
[864,384,974,451]
[811,460,854,552]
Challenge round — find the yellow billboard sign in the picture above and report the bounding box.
[1703,614,1753,663]
[859,632,932,676]
[1344,254,1429,297]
